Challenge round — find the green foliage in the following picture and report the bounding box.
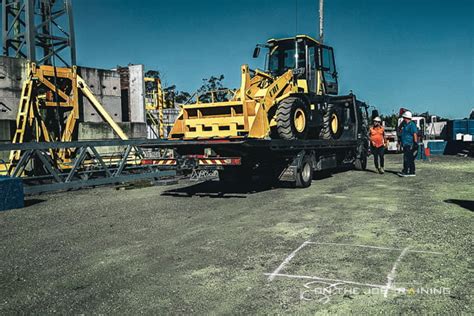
[144,70,228,106]
[380,114,399,128]
[144,70,160,94]
[196,75,231,103]
[163,85,192,105]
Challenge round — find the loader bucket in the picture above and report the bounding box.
[169,98,270,139]
[169,65,275,139]
[168,65,293,140]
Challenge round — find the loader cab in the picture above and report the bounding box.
[263,35,338,95]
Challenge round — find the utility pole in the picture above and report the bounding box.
[319,0,324,43]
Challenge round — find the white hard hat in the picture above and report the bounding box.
[402,111,413,119]
[373,116,382,122]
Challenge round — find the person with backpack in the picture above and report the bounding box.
[369,117,386,174]
[398,111,418,177]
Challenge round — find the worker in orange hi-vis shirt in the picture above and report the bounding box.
[369,117,386,174]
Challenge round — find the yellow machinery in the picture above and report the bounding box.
[5,62,128,174]
[144,76,165,138]
[170,35,342,140]
[144,76,179,139]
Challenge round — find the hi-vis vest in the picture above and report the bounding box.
[369,126,385,147]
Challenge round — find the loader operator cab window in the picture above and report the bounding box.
[307,45,317,92]
[268,40,306,77]
[320,46,338,94]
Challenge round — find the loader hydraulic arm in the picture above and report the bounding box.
[262,69,294,110]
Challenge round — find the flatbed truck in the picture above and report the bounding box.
[143,95,370,188]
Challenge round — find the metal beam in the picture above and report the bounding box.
[23,170,176,195]
[1,0,76,66]
[0,138,171,151]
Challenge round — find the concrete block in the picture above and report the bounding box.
[128,65,146,123]
[0,176,24,211]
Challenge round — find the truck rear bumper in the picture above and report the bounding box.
[142,156,242,170]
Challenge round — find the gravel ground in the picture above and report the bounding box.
[0,154,472,314]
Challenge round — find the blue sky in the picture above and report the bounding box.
[74,0,473,118]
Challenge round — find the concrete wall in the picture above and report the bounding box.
[78,122,147,154]
[78,122,147,140]
[0,56,27,121]
[0,120,12,162]
[78,66,122,123]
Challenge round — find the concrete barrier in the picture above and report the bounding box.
[0,176,24,211]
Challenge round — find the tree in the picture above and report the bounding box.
[144,70,160,94]
[143,71,230,107]
[196,75,230,103]
[144,69,196,107]
[380,114,399,128]
[163,84,192,106]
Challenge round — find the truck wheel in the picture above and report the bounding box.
[354,157,367,171]
[276,97,309,140]
[320,105,342,140]
[295,156,313,188]
[354,138,368,171]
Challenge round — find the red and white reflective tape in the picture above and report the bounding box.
[198,158,241,166]
[141,159,177,165]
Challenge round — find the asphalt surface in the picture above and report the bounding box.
[0,154,472,314]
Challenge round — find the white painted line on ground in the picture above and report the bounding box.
[383,246,410,298]
[408,250,443,255]
[305,242,442,255]
[268,241,309,281]
[306,242,401,251]
[264,273,406,292]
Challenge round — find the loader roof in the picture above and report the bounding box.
[267,34,321,45]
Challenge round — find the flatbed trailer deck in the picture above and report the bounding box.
[142,137,366,188]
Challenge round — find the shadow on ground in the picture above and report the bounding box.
[162,167,358,198]
[444,199,474,212]
[161,180,293,198]
[23,198,46,207]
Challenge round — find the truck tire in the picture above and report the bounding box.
[276,97,309,140]
[354,135,369,171]
[354,156,367,171]
[320,105,342,140]
[295,156,313,188]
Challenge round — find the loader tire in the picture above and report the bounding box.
[276,97,309,140]
[320,105,342,140]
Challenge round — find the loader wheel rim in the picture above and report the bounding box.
[294,108,306,133]
[331,113,339,134]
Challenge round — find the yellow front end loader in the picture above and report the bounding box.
[170,35,345,141]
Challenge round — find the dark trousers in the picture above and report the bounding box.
[403,145,416,174]
[371,145,385,169]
